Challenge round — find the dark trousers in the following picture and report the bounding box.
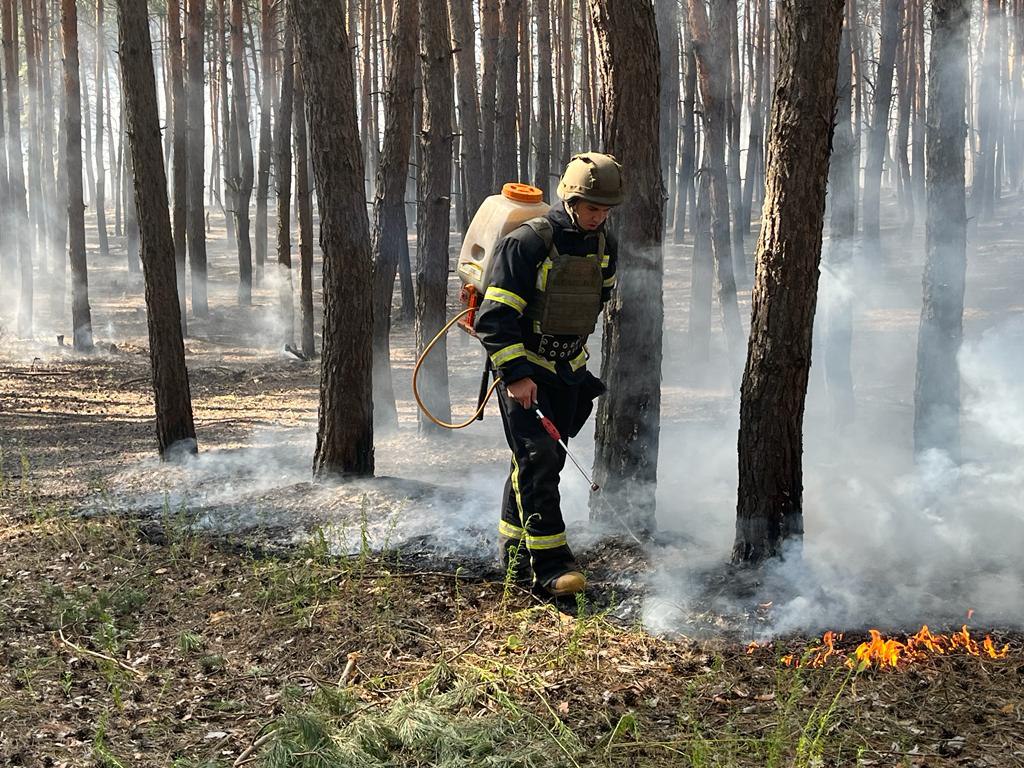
[496,377,581,585]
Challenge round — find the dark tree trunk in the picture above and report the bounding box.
[415,0,454,434]
[231,0,254,305]
[61,0,91,350]
[588,0,663,534]
[167,0,187,333]
[479,0,499,189]
[559,0,572,165]
[254,0,275,284]
[861,0,901,259]
[533,0,553,199]
[39,0,59,294]
[116,0,198,458]
[733,0,843,565]
[518,2,531,183]
[687,0,744,368]
[914,0,969,461]
[449,0,486,215]
[186,0,208,316]
[276,12,294,348]
[0,42,9,292]
[656,0,679,228]
[293,50,315,358]
[3,0,32,337]
[493,0,521,187]
[292,0,375,478]
[370,0,417,431]
[910,0,925,211]
[824,21,856,425]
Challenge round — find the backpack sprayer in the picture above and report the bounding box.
[411,183,600,491]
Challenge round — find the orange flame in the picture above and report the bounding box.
[781,625,1010,670]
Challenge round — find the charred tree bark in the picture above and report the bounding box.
[861,0,901,260]
[415,0,454,434]
[185,0,208,316]
[61,0,91,350]
[733,0,843,565]
[292,0,375,478]
[449,0,486,215]
[534,0,554,199]
[276,12,294,348]
[3,0,32,337]
[116,0,198,458]
[479,0,499,188]
[687,0,744,369]
[230,0,254,305]
[293,51,315,358]
[254,0,275,283]
[824,21,856,425]
[914,0,969,461]
[588,0,663,534]
[167,0,187,332]
[370,0,417,431]
[493,0,521,187]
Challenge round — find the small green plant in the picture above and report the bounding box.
[178,630,205,656]
[92,711,127,768]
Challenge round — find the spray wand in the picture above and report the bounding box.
[533,407,600,492]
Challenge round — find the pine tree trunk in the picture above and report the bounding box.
[116,0,198,458]
[61,0,91,349]
[416,0,454,434]
[725,0,746,282]
[217,0,235,246]
[914,0,969,461]
[293,50,315,358]
[687,0,744,368]
[231,0,254,305]
[94,0,109,259]
[733,0,843,565]
[254,0,275,285]
[894,0,913,225]
[972,0,1001,220]
[276,11,294,348]
[518,2,531,183]
[688,170,713,361]
[493,0,521,187]
[559,0,572,165]
[656,0,679,230]
[3,0,32,337]
[0,38,10,290]
[741,0,767,231]
[168,0,187,332]
[862,0,901,259]
[673,25,696,242]
[588,0,663,534]
[370,0,417,431]
[449,0,486,215]
[21,0,44,279]
[910,0,925,210]
[479,0,500,189]
[292,0,375,478]
[39,0,59,287]
[186,0,208,316]
[533,0,553,198]
[824,21,856,425]
[359,0,373,198]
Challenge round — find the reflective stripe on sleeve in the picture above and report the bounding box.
[499,520,526,540]
[490,343,526,367]
[483,286,527,314]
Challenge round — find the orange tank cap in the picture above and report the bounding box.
[501,183,544,204]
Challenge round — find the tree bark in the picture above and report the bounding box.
[972,0,1002,220]
[656,0,679,228]
[687,0,744,369]
[688,170,713,362]
[518,1,531,183]
[116,0,198,458]
[493,0,521,187]
[533,0,554,199]
[588,0,663,534]
[230,0,254,305]
[861,0,901,259]
[479,0,500,189]
[449,0,486,215]
[292,0,375,478]
[416,0,454,434]
[673,24,696,242]
[21,0,43,279]
[3,0,32,337]
[167,0,187,332]
[185,0,208,316]
[254,0,275,284]
[38,0,59,292]
[725,0,745,282]
[276,11,294,348]
[370,0,418,431]
[61,0,91,350]
[93,0,109,259]
[741,0,767,231]
[733,0,843,565]
[914,0,969,461]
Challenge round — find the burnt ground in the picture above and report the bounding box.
[2,205,1024,766]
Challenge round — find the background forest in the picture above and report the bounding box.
[1,0,1023,766]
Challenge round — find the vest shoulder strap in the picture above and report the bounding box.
[522,217,555,253]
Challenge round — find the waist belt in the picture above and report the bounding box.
[532,335,584,362]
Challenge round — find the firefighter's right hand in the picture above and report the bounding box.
[506,377,537,409]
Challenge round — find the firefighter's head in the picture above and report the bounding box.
[557,152,624,231]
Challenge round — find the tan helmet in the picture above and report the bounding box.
[556,152,625,206]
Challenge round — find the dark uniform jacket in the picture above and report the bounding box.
[474,205,617,387]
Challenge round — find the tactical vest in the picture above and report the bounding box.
[520,217,605,337]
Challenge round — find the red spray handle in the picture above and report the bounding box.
[534,407,562,441]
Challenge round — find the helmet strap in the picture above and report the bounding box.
[563,199,584,230]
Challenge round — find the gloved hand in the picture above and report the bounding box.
[569,371,606,437]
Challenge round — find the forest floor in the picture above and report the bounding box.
[2,200,1023,767]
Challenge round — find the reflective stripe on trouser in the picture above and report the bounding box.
[496,378,581,585]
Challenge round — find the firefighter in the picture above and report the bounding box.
[475,152,624,597]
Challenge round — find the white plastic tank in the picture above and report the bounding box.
[457,183,549,292]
